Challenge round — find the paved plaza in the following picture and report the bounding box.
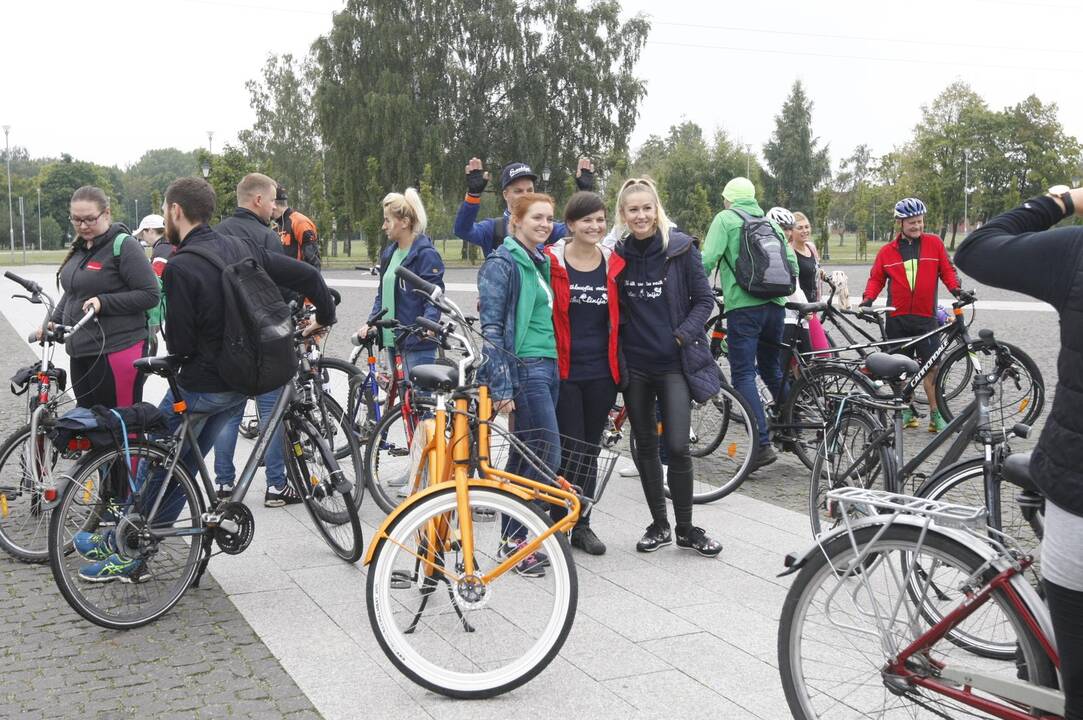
[0,265,1057,719]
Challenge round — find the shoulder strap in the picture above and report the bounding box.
[112,233,132,266]
[179,243,227,271]
[729,208,753,223]
[493,216,507,244]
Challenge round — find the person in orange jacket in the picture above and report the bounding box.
[272,183,321,269]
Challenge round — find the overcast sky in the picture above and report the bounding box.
[3,0,1080,172]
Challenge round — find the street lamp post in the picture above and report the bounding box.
[4,125,13,257]
[963,151,970,236]
[207,131,214,154]
[746,144,752,176]
[201,158,211,179]
[36,187,41,251]
[541,166,551,191]
[19,196,26,264]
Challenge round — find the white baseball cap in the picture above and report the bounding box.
[133,214,165,234]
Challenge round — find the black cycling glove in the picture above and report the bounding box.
[575,169,595,192]
[466,169,488,196]
[858,298,873,308]
[950,287,963,298]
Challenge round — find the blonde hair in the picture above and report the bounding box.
[237,173,276,205]
[792,211,810,225]
[613,177,671,248]
[382,187,427,236]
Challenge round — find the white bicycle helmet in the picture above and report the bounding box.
[894,197,927,219]
[766,206,796,229]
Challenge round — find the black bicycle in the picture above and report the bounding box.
[809,330,1043,568]
[46,328,364,630]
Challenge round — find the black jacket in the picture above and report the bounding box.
[162,224,336,393]
[215,207,296,303]
[955,195,1083,517]
[615,229,720,403]
[52,223,159,357]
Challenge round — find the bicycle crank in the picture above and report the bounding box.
[213,502,255,555]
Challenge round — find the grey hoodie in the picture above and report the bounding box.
[52,223,160,357]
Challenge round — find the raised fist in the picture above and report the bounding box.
[575,157,595,192]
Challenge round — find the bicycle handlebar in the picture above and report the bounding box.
[395,266,440,300]
[29,308,96,345]
[5,271,42,295]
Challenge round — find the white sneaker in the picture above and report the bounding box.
[618,465,639,478]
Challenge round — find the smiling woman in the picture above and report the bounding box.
[477,191,563,577]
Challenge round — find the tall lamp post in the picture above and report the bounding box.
[3,125,13,257]
[207,131,214,154]
[201,157,211,179]
[541,166,551,191]
[962,150,970,236]
[36,187,41,251]
[745,144,752,176]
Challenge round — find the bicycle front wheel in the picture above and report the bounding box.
[808,409,891,536]
[935,341,1044,429]
[0,424,84,563]
[667,383,756,504]
[778,524,1057,720]
[285,418,364,562]
[48,442,205,630]
[782,363,881,471]
[367,486,577,699]
[363,403,419,514]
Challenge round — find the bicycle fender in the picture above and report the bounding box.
[38,472,74,511]
[363,479,534,565]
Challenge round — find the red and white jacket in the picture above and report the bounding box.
[862,233,960,317]
[545,241,624,384]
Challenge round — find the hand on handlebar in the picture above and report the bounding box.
[301,321,327,338]
[34,322,56,341]
[82,297,101,314]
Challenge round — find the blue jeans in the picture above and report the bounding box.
[727,304,785,447]
[141,388,247,523]
[501,357,560,541]
[213,387,287,489]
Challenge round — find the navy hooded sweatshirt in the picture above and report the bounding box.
[619,230,681,373]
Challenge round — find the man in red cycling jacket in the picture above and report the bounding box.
[860,197,962,432]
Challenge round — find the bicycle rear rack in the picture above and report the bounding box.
[826,487,988,530]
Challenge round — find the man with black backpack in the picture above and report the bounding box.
[702,176,798,471]
[160,176,334,495]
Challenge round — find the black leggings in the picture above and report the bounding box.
[624,370,693,529]
[1045,579,1083,719]
[553,377,618,527]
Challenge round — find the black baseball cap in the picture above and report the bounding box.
[500,162,538,189]
[275,183,288,202]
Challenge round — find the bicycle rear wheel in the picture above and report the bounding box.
[0,424,84,563]
[778,524,1057,720]
[363,403,419,514]
[285,418,364,562]
[367,486,577,699]
[48,442,204,629]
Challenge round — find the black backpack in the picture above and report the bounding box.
[723,208,796,299]
[180,244,296,396]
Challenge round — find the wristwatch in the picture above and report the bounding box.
[1047,184,1074,218]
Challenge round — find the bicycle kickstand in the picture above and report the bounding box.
[191,533,215,589]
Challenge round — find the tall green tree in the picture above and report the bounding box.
[762,80,830,218]
[124,148,199,222]
[240,54,320,210]
[311,0,649,232]
[37,155,116,246]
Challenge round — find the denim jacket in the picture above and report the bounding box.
[477,244,523,400]
[367,234,445,351]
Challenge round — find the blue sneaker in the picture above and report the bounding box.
[72,529,116,561]
[78,554,150,583]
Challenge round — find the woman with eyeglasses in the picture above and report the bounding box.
[47,185,159,409]
[613,177,723,558]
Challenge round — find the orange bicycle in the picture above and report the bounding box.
[364,267,583,699]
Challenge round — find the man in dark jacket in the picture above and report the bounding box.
[954,184,1083,719]
[74,176,336,583]
[212,173,298,506]
[453,157,595,256]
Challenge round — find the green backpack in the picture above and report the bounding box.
[112,233,166,334]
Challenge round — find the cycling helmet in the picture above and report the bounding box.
[766,206,796,229]
[894,197,927,219]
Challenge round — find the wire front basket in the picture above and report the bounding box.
[472,420,620,507]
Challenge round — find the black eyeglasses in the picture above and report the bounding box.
[69,211,106,227]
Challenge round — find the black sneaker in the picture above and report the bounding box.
[675,526,723,558]
[264,483,303,508]
[571,526,607,556]
[751,445,778,470]
[635,522,672,553]
[216,483,234,500]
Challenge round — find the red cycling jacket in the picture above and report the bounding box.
[545,241,624,384]
[862,233,960,317]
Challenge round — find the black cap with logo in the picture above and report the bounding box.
[500,162,538,189]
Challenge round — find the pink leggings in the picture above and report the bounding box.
[69,340,147,409]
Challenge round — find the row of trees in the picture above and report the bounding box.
[2,0,1079,258]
